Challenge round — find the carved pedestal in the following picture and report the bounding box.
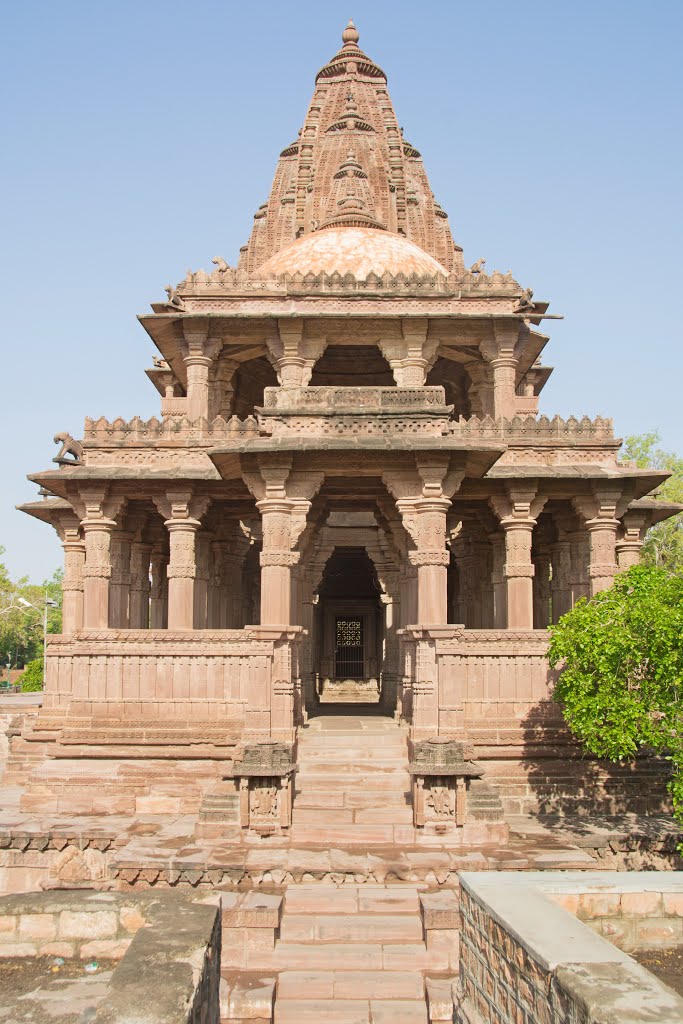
[226,743,295,837]
[409,738,483,833]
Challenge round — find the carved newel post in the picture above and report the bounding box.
[491,488,547,629]
[153,491,210,629]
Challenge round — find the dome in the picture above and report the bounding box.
[254,227,448,280]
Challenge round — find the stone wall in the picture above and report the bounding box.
[457,872,683,1024]
[0,890,221,1024]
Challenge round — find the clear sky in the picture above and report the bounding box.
[1,0,681,582]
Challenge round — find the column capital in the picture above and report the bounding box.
[153,489,210,523]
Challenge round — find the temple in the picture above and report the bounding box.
[15,22,680,840]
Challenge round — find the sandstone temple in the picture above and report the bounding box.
[7,21,683,1024]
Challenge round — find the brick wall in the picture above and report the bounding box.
[457,872,683,1024]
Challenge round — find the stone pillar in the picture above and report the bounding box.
[109,531,132,628]
[550,539,572,622]
[573,490,627,596]
[150,547,168,628]
[384,457,465,626]
[491,489,547,629]
[182,322,221,421]
[76,489,125,630]
[616,510,648,569]
[266,321,327,387]
[193,532,211,629]
[54,513,85,634]
[378,321,438,387]
[481,323,519,420]
[532,551,551,629]
[568,530,590,606]
[154,491,210,630]
[243,458,323,627]
[464,361,494,419]
[489,531,507,628]
[129,539,152,629]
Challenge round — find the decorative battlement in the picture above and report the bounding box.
[83,414,260,444]
[447,414,615,441]
[174,265,523,298]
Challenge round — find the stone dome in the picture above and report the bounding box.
[254,227,448,280]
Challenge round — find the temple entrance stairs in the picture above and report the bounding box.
[220,883,460,1024]
[290,714,413,845]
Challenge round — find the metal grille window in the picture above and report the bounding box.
[335,618,364,678]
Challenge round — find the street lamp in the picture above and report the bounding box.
[18,595,58,687]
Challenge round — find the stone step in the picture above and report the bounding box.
[221,971,276,1022]
[288,824,413,845]
[274,998,428,1024]
[279,913,423,943]
[276,969,425,1000]
[294,773,411,791]
[283,886,421,916]
[425,977,457,1022]
[291,806,413,825]
[293,789,410,809]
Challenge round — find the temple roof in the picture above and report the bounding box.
[240,21,462,276]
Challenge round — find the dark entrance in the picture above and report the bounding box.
[335,617,364,678]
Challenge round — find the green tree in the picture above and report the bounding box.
[0,547,62,675]
[621,431,683,569]
[548,565,683,842]
[19,658,44,691]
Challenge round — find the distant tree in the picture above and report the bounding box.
[0,548,62,673]
[548,565,683,844]
[621,432,683,570]
[19,658,44,691]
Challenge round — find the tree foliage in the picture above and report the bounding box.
[19,658,44,691]
[622,431,683,570]
[0,547,62,673]
[548,565,683,837]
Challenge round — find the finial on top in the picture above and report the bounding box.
[342,18,359,46]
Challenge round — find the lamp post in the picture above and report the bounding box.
[18,593,58,686]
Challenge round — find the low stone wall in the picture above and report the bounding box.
[458,871,683,1024]
[549,882,683,952]
[0,890,221,1024]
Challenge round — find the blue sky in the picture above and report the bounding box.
[1,0,681,581]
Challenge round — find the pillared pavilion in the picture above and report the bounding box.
[16,20,678,838]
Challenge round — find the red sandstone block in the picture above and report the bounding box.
[578,893,620,919]
[274,943,383,971]
[18,915,56,941]
[0,915,16,936]
[276,971,335,999]
[80,938,131,959]
[634,918,682,946]
[370,1000,428,1023]
[274,1000,370,1024]
[620,891,662,915]
[284,888,358,915]
[333,971,424,1000]
[663,893,683,916]
[381,943,429,971]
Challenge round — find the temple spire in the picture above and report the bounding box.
[240,22,463,276]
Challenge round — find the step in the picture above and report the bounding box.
[291,806,413,825]
[294,773,411,791]
[294,790,410,809]
[288,824,402,845]
[275,999,428,1024]
[283,886,420,916]
[221,972,275,1021]
[279,913,423,943]
[276,969,425,1000]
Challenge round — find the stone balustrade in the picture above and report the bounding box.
[43,627,303,740]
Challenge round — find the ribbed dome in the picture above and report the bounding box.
[254,227,448,280]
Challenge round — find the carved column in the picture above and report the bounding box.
[55,513,85,634]
[384,457,465,625]
[244,457,323,626]
[266,321,327,387]
[568,529,590,606]
[129,538,152,629]
[464,361,494,419]
[491,488,547,629]
[182,322,221,421]
[379,320,438,387]
[616,510,648,569]
[489,531,507,628]
[574,489,628,596]
[532,551,551,629]
[150,545,168,628]
[109,530,132,628]
[481,322,520,420]
[154,491,210,629]
[550,539,572,622]
[77,488,124,630]
[193,531,212,629]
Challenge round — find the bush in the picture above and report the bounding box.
[19,658,43,692]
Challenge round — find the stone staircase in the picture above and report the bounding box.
[290,714,414,845]
[221,884,460,1023]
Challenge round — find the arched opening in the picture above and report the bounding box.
[232,356,278,418]
[312,547,386,708]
